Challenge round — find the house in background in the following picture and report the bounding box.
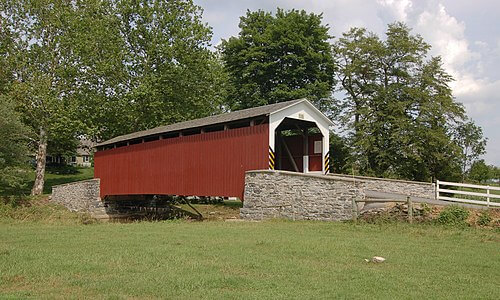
[70,139,95,167]
[45,139,95,167]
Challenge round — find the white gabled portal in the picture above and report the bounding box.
[268,99,333,174]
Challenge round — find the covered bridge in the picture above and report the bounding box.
[94,99,333,199]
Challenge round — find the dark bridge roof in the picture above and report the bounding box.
[97,99,304,147]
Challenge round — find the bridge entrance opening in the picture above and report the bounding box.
[273,117,324,173]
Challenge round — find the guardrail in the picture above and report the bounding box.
[436,180,500,207]
[352,195,414,223]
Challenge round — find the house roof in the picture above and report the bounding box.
[77,139,96,155]
[96,99,330,147]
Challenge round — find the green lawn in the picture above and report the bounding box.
[42,167,94,194]
[13,167,94,195]
[1,220,499,299]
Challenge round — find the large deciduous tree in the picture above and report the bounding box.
[467,159,491,183]
[334,23,484,181]
[2,0,87,194]
[220,8,336,111]
[455,121,487,181]
[88,0,226,140]
[1,0,225,194]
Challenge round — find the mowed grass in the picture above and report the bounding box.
[1,167,94,197]
[39,167,94,194]
[1,221,499,299]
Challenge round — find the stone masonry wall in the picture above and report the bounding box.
[241,170,364,221]
[51,179,106,217]
[329,173,435,199]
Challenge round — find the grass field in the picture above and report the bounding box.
[10,167,94,196]
[1,220,499,299]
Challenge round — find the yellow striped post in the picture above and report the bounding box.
[324,151,330,174]
[269,146,275,170]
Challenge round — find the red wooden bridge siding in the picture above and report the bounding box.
[94,124,269,200]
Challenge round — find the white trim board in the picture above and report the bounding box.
[268,99,332,173]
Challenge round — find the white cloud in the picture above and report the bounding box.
[377,0,413,21]
[411,3,481,95]
[474,41,488,48]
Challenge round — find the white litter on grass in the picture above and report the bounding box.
[372,256,386,263]
[365,256,386,263]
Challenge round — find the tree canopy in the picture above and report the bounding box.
[333,23,485,182]
[89,0,226,140]
[0,100,31,195]
[220,9,336,111]
[0,0,226,194]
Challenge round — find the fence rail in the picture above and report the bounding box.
[436,180,500,207]
[353,196,414,223]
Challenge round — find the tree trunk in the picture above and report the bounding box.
[31,127,48,195]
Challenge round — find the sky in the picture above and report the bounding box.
[194,0,500,166]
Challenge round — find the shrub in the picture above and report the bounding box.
[419,203,432,217]
[437,205,470,226]
[477,211,492,226]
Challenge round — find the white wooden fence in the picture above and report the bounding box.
[436,180,500,207]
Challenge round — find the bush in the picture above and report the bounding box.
[477,211,492,226]
[437,205,470,226]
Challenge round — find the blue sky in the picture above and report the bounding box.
[194,0,500,166]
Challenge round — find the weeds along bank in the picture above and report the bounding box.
[0,196,96,225]
[1,194,500,228]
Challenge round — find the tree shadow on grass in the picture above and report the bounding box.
[13,167,95,195]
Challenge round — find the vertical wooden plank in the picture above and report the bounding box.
[407,196,413,224]
[435,180,439,200]
[487,187,490,207]
[352,199,358,221]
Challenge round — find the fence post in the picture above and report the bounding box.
[435,180,439,201]
[407,196,413,224]
[487,186,490,208]
[352,199,358,221]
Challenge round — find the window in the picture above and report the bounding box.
[71,156,76,163]
[314,141,322,154]
[83,155,90,163]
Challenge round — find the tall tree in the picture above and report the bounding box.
[78,0,226,141]
[334,23,475,181]
[1,0,86,194]
[467,159,491,183]
[455,120,487,181]
[220,8,336,111]
[0,19,30,194]
[103,0,225,136]
[1,0,225,194]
